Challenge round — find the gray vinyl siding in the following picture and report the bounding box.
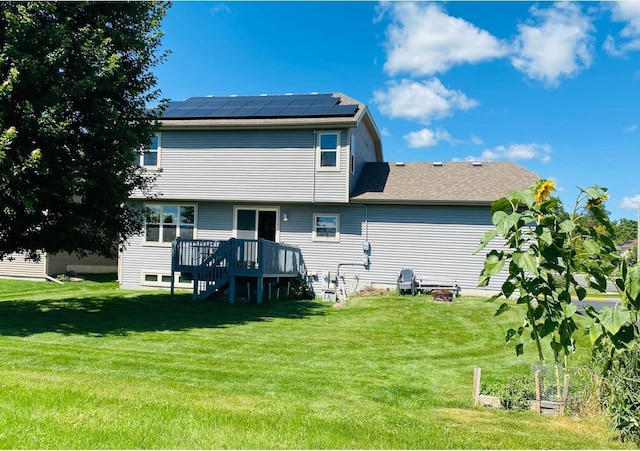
[279,203,505,295]
[0,253,45,279]
[120,201,236,289]
[120,200,506,295]
[349,126,379,194]
[46,253,117,276]
[132,129,351,204]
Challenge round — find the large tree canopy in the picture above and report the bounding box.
[0,1,168,260]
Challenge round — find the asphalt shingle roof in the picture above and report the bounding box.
[351,161,540,204]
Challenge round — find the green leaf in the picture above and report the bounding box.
[512,251,538,276]
[491,197,512,216]
[494,211,522,236]
[562,303,577,319]
[588,325,601,345]
[626,264,640,301]
[515,343,524,357]
[583,237,600,256]
[559,220,576,233]
[495,302,511,316]
[505,328,517,343]
[575,286,587,300]
[538,229,553,246]
[479,250,506,287]
[598,305,631,335]
[473,229,498,254]
[502,280,516,298]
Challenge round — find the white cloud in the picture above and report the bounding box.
[463,143,552,163]
[404,127,454,148]
[210,3,230,15]
[379,127,391,137]
[470,134,484,146]
[511,2,594,87]
[626,124,637,132]
[621,194,640,210]
[605,1,640,56]
[373,79,478,124]
[381,2,508,76]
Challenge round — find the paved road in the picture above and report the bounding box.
[575,298,620,313]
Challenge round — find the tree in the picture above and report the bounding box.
[0,2,168,260]
[611,218,638,244]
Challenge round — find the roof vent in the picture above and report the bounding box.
[395,162,405,167]
[472,161,483,167]
[433,162,443,167]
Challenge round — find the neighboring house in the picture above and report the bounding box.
[0,252,117,280]
[120,92,539,297]
[619,239,637,259]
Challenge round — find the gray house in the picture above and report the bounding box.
[0,252,117,281]
[120,92,539,298]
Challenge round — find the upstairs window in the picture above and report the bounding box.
[317,132,340,171]
[140,133,161,168]
[144,204,195,244]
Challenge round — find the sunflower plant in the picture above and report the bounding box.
[475,180,619,369]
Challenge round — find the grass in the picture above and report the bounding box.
[0,278,631,449]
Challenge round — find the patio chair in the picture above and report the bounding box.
[397,268,417,296]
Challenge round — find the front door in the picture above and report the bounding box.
[235,208,279,242]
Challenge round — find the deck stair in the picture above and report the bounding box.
[171,237,306,302]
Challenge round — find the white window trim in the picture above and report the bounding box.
[143,202,198,247]
[232,205,280,242]
[350,133,356,175]
[312,213,340,242]
[140,132,161,170]
[316,131,341,172]
[141,272,192,289]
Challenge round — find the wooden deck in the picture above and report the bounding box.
[171,238,306,302]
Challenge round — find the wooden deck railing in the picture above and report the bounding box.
[171,237,306,301]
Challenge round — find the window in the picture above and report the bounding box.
[317,132,340,171]
[313,214,340,242]
[350,134,356,175]
[140,133,161,168]
[144,204,195,244]
[141,272,192,288]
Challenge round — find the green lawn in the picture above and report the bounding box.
[0,278,630,449]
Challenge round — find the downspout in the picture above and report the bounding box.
[312,130,317,205]
[361,204,369,242]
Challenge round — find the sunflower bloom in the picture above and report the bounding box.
[535,179,554,204]
[586,193,609,210]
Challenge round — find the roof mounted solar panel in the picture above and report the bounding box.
[254,106,285,117]
[328,104,359,115]
[232,106,264,117]
[265,97,295,107]
[278,106,310,116]
[205,107,241,117]
[161,93,359,119]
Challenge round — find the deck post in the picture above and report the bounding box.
[257,276,264,304]
[171,239,178,296]
[229,275,236,303]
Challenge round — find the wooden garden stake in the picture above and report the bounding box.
[473,366,481,406]
[534,370,541,414]
[560,374,570,415]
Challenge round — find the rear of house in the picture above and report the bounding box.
[119,92,539,297]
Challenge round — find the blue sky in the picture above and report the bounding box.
[155,1,640,220]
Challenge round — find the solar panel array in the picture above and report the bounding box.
[162,93,359,119]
